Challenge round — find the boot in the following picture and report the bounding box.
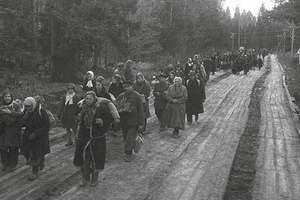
[28,166,39,181]
[65,129,73,146]
[172,129,180,138]
[79,168,88,187]
[90,171,99,187]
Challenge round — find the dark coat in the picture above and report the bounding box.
[186,79,204,114]
[109,82,124,98]
[153,80,169,111]
[59,95,80,129]
[117,89,145,128]
[133,80,151,118]
[73,100,113,170]
[0,106,22,148]
[20,107,50,162]
[94,87,112,101]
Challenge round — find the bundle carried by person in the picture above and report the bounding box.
[33,95,56,128]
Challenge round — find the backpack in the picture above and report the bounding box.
[116,93,132,113]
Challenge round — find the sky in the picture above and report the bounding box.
[222,0,275,17]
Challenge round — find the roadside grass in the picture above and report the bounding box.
[278,54,300,108]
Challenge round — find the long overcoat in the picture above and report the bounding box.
[164,85,187,130]
[186,79,204,115]
[73,99,113,170]
[20,107,50,163]
[59,95,80,130]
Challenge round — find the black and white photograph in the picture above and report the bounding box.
[0,0,300,199]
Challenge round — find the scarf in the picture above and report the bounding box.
[86,80,93,88]
[65,92,75,105]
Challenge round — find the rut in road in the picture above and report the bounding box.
[146,68,266,200]
[252,56,300,200]
[223,56,271,200]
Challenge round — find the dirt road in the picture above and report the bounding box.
[1,55,300,200]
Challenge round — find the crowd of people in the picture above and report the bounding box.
[0,48,266,187]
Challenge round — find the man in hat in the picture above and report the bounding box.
[116,80,145,162]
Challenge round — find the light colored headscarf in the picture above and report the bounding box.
[174,76,182,85]
[86,71,95,88]
[24,97,37,112]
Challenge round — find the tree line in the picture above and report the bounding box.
[0,0,299,82]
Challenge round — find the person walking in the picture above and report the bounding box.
[73,91,118,187]
[133,72,151,133]
[0,90,23,172]
[59,83,80,146]
[153,73,169,131]
[116,80,145,162]
[186,71,205,124]
[20,97,50,181]
[164,77,187,138]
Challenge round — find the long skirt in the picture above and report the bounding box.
[164,103,185,130]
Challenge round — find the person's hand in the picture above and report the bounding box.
[114,118,120,124]
[172,99,178,103]
[95,118,103,126]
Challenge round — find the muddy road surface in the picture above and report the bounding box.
[1,56,299,200]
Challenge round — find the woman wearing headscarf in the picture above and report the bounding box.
[82,71,96,92]
[186,71,204,124]
[133,72,151,133]
[94,76,112,101]
[20,97,50,181]
[164,77,187,138]
[59,83,80,146]
[74,91,118,187]
[0,90,23,172]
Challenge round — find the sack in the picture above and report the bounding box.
[46,110,56,128]
[116,94,132,113]
[134,134,144,153]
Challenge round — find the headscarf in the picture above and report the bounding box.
[23,97,37,116]
[174,76,183,86]
[66,84,76,105]
[81,91,97,128]
[136,72,145,81]
[1,89,13,106]
[86,71,94,88]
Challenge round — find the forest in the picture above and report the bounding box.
[0,0,299,82]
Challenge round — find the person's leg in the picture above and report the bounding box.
[187,113,192,124]
[28,164,39,181]
[0,149,9,171]
[7,147,18,171]
[195,114,199,122]
[65,128,73,146]
[124,126,137,162]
